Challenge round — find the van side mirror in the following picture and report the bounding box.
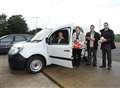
[46,38,50,44]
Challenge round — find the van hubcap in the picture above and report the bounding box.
[30,59,42,72]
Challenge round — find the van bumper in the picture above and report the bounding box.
[8,53,27,70]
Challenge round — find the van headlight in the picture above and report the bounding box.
[9,47,24,55]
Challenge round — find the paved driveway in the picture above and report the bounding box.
[0,55,59,88]
[1,48,120,88]
[44,60,120,88]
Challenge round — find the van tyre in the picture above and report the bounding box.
[26,56,45,74]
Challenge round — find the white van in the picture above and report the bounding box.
[8,24,83,73]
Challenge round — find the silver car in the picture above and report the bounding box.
[0,34,33,54]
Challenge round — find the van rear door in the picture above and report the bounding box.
[47,25,73,68]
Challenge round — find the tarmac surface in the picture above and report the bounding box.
[44,60,120,88]
[0,55,59,88]
[43,43,120,88]
[0,43,120,88]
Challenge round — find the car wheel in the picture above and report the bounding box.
[26,56,45,73]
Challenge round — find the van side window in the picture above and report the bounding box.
[49,28,69,45]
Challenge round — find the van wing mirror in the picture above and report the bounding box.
[46,38,50,44]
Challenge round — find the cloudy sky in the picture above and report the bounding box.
[0,0,120,34]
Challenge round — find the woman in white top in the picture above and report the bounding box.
[72,26,85,67]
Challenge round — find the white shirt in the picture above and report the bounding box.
[90,32,95,47]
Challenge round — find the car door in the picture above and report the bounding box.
[0,35,14,52]
[47,26,73,68]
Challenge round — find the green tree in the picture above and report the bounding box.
[115,34,120,42]
[0,13,8,36]
[7,15,28,34]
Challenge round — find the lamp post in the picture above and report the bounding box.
[32,17,40,29]
[99,18,102,30]
[32,17,40,33]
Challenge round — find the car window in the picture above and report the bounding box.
[15,36,26,42]
[0,36,13,44]
[49,27,70,45]
[25,35,33,41]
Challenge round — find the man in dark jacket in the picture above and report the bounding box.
[86,25,100,66]
[99,22,116,70]
[56,32,66,44]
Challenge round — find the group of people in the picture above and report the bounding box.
[72,22,116,70]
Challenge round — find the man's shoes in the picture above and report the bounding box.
[86,62,91,65]
[99,65,106,68]
[107,67,111,70]
[93,64,97,67]
[86,63,91,65]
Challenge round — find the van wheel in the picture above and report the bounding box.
[26,56,45,73]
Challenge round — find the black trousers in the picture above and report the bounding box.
[101,45,112,67]
[72,48,82,67]
[87,47,97,65]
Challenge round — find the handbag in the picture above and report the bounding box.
[73,40,81,49]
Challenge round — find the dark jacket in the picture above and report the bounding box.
[56,38,66,44]
[100,28,116,49]
[86,31,100,49]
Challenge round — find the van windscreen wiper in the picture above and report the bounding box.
[31,40,42,42]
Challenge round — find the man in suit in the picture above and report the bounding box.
[99,22,116,70]
[86,25,100,66]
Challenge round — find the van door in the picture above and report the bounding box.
[47,27,73,68]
